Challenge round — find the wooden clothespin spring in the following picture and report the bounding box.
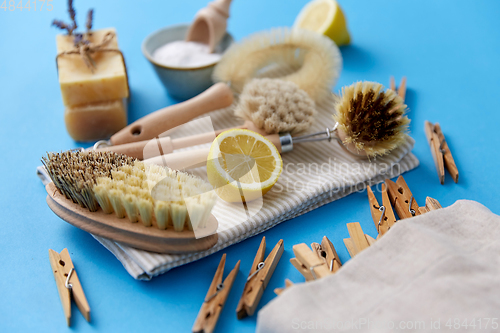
[49,248,90,326]
[193,254,240,333]
[236,237,284,320]
[291,236,341,282]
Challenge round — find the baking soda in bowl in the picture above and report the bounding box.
[152,41,222,68]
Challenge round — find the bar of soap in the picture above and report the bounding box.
[56,28,129,106]
[65,99,127,142]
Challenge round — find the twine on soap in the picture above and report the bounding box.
[55,32,130,97]
[57,32,117,72]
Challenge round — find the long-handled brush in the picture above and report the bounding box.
[147,81,411,169]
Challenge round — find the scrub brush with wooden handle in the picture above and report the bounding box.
[147,81,411,169]
[97,78,317,159]
[42,151,219,253]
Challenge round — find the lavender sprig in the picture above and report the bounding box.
[52,19,69,31]
[68,0,77,32]
[51,0,94,42]
[86,9,94,33]
[73,33,83,46]
[52,19,75,35]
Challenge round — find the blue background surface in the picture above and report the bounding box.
[1,0,499,332]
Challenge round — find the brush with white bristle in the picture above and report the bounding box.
[333,81,410,157]
[234,78,317,136]
[92,161,217,231]
[43,151,217,232]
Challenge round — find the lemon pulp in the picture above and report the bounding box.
[207,129,282,202]
[294,0,351,46]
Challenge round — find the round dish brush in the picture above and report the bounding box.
[234,78,316,136]
[231,81,410,158]
[333,81,410,157]
[213,27,342,104]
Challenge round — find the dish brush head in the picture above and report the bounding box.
[334,81,410,157]
[213,27,342,103]
[94,163,217,231]
[234,78,316,135]
[42,151,135,211]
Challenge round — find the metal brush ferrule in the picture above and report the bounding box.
[94,140,112,149]
[281,122,342,152]
[279,133,294,153]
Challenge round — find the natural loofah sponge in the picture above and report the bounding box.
[213,28,342,104]
[234,78,316,135]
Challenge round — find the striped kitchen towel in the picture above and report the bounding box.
[92,92,420,280]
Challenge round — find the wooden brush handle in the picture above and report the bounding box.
[170,125,253,148]
[266,134,282,153]
[97,127,239,160]
[96,137,174,160]
[110,83,234,146]
[154,122,266,152]
[97,130,229,160]
[144,134,283,170]
[46,183,218,254]
[144,147,211,170]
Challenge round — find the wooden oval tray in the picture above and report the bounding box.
[45,183,218,254]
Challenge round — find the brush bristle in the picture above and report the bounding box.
[43,152,217,232]
[213,27,342,104]
[334,81,410,157]
[94,162,217,231]
[42,151,135,211]
[234,78,316,135]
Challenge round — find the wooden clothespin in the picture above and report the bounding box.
[390,76,407,101]
[343,222,376,258]
[193,254,240,333]
[311,236,342,273]
[48,249,90,326]
[425,121,459,184]
[418,197,443,214]
[290,256,314,282]
[385,176,421,219]
[290,237,341,281]
[236,237,284,319]
[367,185,397,237]
[274,279,294,296]
[291,237,339,282]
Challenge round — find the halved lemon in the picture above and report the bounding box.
[207,129,283,203]
[294,0,351,46]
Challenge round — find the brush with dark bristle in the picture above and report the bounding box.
[42,151,135,211]
[42,151,217,231]
[333,81,410,157]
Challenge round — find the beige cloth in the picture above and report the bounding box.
[257,200,500,332]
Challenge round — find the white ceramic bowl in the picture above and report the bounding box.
[142,24,233,100]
